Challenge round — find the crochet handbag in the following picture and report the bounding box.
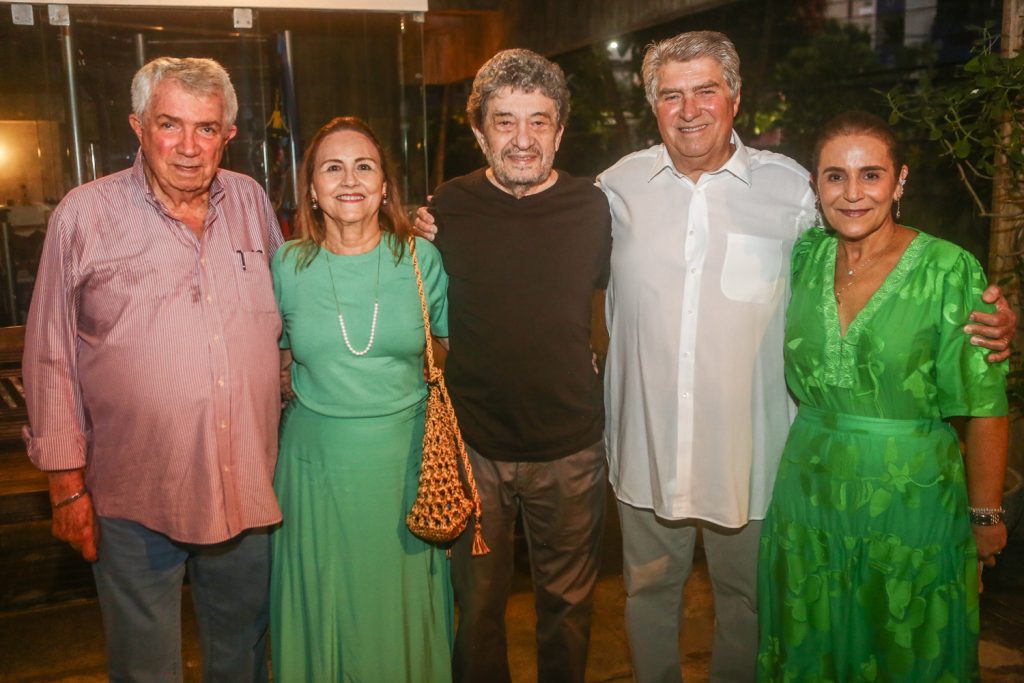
[406,238,489,556]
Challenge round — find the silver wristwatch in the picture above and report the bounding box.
[969,506,1006,526]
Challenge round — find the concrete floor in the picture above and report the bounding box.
[2,505,1022,682]
[0,556,714,682]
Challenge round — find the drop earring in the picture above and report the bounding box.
[312,197,319,210]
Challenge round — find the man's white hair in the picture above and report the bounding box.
[131,57,238,128]
[642,31,742,109]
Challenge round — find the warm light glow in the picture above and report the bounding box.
[0,143,7,167]
[608,41,619,50]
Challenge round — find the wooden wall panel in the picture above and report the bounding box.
[423,11,506,84]
[424,0,738,83]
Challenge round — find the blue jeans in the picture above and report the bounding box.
[93,517,271,683]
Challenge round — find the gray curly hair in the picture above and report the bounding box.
[131,57,238,128]
[467,49,571,130]
[642,31,741,109]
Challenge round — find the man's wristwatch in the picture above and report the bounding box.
[969,506,1006,526]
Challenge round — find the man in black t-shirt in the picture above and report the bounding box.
[417,49,612,683]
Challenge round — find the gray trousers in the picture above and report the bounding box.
[618,501,761,683]
[450,441,608,683]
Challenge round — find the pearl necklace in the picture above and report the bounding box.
[325,240,381,356]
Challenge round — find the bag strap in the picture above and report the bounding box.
[408,237,490,556]
[410,237,440,382]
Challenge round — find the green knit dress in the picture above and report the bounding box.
[269,235,452,683]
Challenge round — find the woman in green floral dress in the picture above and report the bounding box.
[757,111,1009,682]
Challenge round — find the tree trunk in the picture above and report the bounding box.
[988,0,1023,326]
[991,0,1024,482]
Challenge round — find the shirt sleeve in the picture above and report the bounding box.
[259,186,284,257]
[415,237,449,338]
[935,249,1008,418]
[21,205,89,471]
[795,179,819,235]
[271,245,291,349]
[595,192,613,290]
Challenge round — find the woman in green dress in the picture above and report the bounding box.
[269,117,453,682]
[757,111,1009,682]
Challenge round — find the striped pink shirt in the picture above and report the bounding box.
[23,151,284,544]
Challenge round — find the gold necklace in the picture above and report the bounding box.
[834,234,898,307]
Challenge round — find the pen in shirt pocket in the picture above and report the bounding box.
[236,249,264,271]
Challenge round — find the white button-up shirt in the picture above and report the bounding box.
[598,132,817,527]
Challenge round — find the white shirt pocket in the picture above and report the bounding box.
[720,234,783,304]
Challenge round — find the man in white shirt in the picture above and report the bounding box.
[598,30,1014,683]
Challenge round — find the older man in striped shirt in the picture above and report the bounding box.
[22,57,283,681]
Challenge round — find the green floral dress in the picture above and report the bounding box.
[756,227,1007,682]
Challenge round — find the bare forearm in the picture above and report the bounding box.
[964,415,1008,566]
[964,416,1007,508]
[279,349,295,402]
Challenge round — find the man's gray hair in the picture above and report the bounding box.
[131,57,239,128]
[467,49,571,130]
[642,31,742,108]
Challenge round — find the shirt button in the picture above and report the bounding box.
[200,258,206,265]
[220,421,228,429]
[206,295,213,303]
[690,267,698,274]
[682,392,689,398]
[217,377,225,387]
[213,335,220,342]
[683,352,690,358]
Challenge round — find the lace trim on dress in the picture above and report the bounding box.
[822,229,929,388]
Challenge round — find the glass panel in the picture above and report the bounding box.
[0,3,426,320]
[0,5,64,323]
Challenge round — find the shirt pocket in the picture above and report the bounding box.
[233,250,277,312]
[719,234,783,304]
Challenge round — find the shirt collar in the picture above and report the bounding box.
[646,130,753,187]
[129,148,226,210]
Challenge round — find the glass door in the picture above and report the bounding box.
[0,3,426,322]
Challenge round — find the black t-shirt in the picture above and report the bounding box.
[431,168,612,462]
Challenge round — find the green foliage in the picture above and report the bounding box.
[764,22,892,162]
[887,27,1024,217]
[740,20,926,167]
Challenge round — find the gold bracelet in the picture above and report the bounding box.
[53,488,88,509]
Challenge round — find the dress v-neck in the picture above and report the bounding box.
[821,229,927,388]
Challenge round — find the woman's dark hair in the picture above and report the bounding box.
[811,110,905,175]
[289,116,412,268]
